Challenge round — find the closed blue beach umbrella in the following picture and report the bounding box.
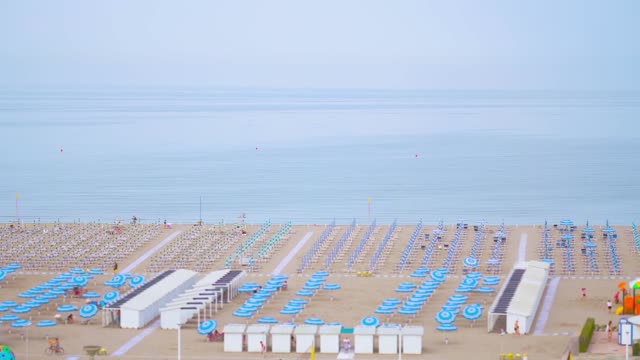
[70,268,84,274]
[88,269,104,275]
[476,287,495,294]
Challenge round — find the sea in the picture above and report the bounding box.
[1,87,639,226]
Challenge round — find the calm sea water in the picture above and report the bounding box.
[1,88,639,225]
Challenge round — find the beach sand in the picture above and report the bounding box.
[1,222,638,359]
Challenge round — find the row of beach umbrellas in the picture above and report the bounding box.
[420,222,444,267]
[369,219,397,272]
[347,220,377,269]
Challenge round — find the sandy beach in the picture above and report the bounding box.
[1,221,638,360]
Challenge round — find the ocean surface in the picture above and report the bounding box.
[1,88,640,225]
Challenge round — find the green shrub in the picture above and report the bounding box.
[578,317,596,353]
[632,342,640,356]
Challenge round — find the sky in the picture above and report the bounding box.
[0,0,639,89]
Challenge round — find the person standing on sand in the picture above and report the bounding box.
[607,321,613,342]
[607,300,612,313]
[260,340,266,357]
[113,262,118,275]
[581,287,586,299]
[514,320,520,335]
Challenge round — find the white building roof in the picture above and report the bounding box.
[353,325,376,335]
[121,269,198,311]
[401,326,424,336]
[319,325,342,335]
[507,262,548,317]
[247,324,271,334]
[294,325,318,335]
[223,324,247,334]
[270,324,295,335]
[377,326,401,335]
[195,270,230,287]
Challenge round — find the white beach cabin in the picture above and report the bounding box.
[319,324,342,353]
[401,326,424,354]
[247,324,270,352]
[223,323,246,352]
[294,325,318,353]
[270,324,295,353]
[353,325,376,354]
[377,325,400,354]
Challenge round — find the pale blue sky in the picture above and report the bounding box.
[1,0,638,89]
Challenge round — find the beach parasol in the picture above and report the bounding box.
[232,310,253,319]
[11,319,31,328]
[56,305,77,313]
[129,275,145,288]
[431,270,446,282]
[0,315,20,322]
[435,310,456,325]
[375,308,395,315]
[449,295,468,302]
[476,287,495,294]
[71,276,88,287]
[88,269,104,275]
[304,318,324,325]
[296,290,314,297]
[461,277,478,288]
[197,320,217,335]
[82,292,100,299]
[361,316,380,327]
[4,300,19,308]
[103,291,119,303]
[36,320,57,328]
[323,283,341,290]
[70,268,84,274]
[257,317,278,324]
[11,306,31,315]
[0,306,8,312]
[79,304,98,319]
[436,324,457,331]
[280,308,300,315]
[463,257,479,268]
[462,305,482,322]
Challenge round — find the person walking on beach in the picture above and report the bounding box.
[343,337,351,353]
[113,262,118,275]
[514,320,520,335]
[607,299,612,313]
[260,340,266,357]
[607,320,613,342]
[614,291,620,304]
[581,287,587,299]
